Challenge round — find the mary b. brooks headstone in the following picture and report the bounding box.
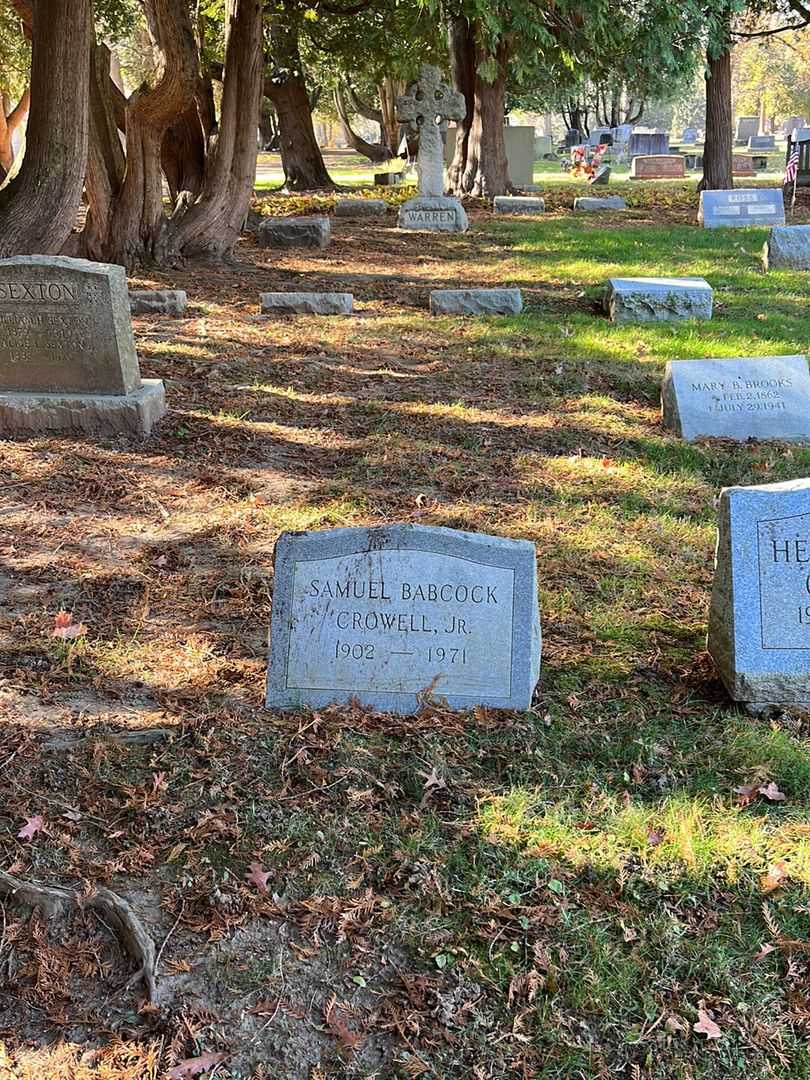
[0,255,166,436]
[708,479,810,711]
[266,524,541,714]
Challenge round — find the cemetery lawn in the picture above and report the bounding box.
[3,183,810,1079]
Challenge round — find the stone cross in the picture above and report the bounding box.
[397,65,465,198]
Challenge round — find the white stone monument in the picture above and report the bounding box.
[397,66,468,232]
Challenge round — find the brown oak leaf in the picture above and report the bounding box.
[758,782,786,802]
[761,860,788,894]
[693,1009,722,1039]
[246,861,270,893]
[17,814,44,841]
[168,1052,227,1078]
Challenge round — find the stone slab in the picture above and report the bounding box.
[629,155,685,179]
[732,155,756,177]
[0,379,166,437]
[604,277,713,323]
[708,478,810,708]
[258,215,331,249]
[265,524,542,714]
[260,292,353,315]
[698,188,785,228]
[493,196,545,215]
[129,289,188,316]
[429,288,523,316]
[574,196,628,212]
[763,225,810,269]
[0,255,139,395]
[334,199,388,218]
[662,355,810,442]
[748,135,776,150]
[398,196,468,232]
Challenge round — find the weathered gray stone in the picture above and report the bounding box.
[430,288,523,316]
[708,479,810,709]
[574,196,628,212]
[266,523,542,714]
[698,188,785,228]
[762,225,810,270]
[258,215,331,249]
[493,196,545,215]
[260,292,353,315]
[0,380,167,437]
[397,66,467,233]
[0,255,167,437]
[334,199,387,218]
[129,289,188,316]
[398,196,468,232]
[604,277,713,323]
[662,355,810,442]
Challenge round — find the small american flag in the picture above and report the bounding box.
[785,145,800,184]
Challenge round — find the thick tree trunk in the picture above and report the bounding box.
[0,89,30,181]
[265,28,334,191]
[81,43,126,259]
[333,85,389,163]
[699,44,733,192]
[448,20,510,197]
[378,77,402,155]
[172,0,263,261]
[162,101,207,206]
[0,0,92,256]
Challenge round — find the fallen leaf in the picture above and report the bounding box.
[665,1014,688,1033]
[17,814,44,841]
[693,1009,722,1040]
[754,942,777,961]
[733,783,758,806]
[761,860,788,894]
[248,997,280,1017]
[169,1052,227,1079]
[51,611,87,640]
[601,457,615,468]
[647,827,664,847]
[246,861,270,893]
[758,782,786,802]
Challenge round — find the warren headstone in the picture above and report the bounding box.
[762,224,810,269]
[397,66,468,232]
[604,277,713,323]
[266,524,541,714]
[708,479,810,710]
[698,188,785,228]
[0,256,166,436]
[662,355,810,442]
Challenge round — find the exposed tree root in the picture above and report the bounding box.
[0,870,157,1001]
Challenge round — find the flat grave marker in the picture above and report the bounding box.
[266,524,542,714]
[662,355,810,442]
[604,277,713,323]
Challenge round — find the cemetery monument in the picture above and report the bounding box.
[698,188,785,228]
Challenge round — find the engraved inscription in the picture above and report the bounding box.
[757,512,810,649]
[284,549,515,697]
[687,375,793,415]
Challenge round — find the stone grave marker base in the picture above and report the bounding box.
[0,379,167,437]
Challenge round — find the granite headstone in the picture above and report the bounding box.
[266,524,542,714]
[604,277,713,323]
[698,188,785,228]
[708,479,810,710]
[762,225,810,269]
[630,155,686,179]
[662,355,810,442]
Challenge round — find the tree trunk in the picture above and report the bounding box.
[333,85,389,162]
[81,43,126,260]
[699,44,733,192]
[0,89,30,181]
[0,0,92,256]
[448,20,510,197]
[264,9,335,191]
[172,0,263,261]
[378,77,403,155]
[162,99,207,206]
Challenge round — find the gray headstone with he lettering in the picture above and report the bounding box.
[266,524,542,714]
[0,255,166,436]
[397,66,468,232]
[708,479,810,710]
[698,188,785,228]
[662,355,810,442]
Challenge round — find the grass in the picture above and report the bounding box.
[1,182,810,1078]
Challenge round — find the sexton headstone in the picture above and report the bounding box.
[266,524,542,714]
[708,479,810,710]
[0,256,166,436]
[698,188,786,228]
[662,355,810,443]
[397,66,468,232]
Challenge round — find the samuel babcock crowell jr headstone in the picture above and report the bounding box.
[266,524,541,714]
[708,478,810,711]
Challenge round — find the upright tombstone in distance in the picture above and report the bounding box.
[0,256,166,436]
[698,188,785,228]
[397,66,468,232]
[629,155,686,179]
[266,524,542,715]
[662,355,810,443]
[708,479,810,711]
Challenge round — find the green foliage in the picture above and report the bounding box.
[0,2,29,99]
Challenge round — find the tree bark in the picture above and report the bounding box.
[81,43,126,260]
[0,89,30,181]
[333,85,389,162]
[264,7,335,191]
[448,19,510,197]
[699,44,733,191]
[172,0,263,261]
[378,77,403,156]
[0,0,92,256]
